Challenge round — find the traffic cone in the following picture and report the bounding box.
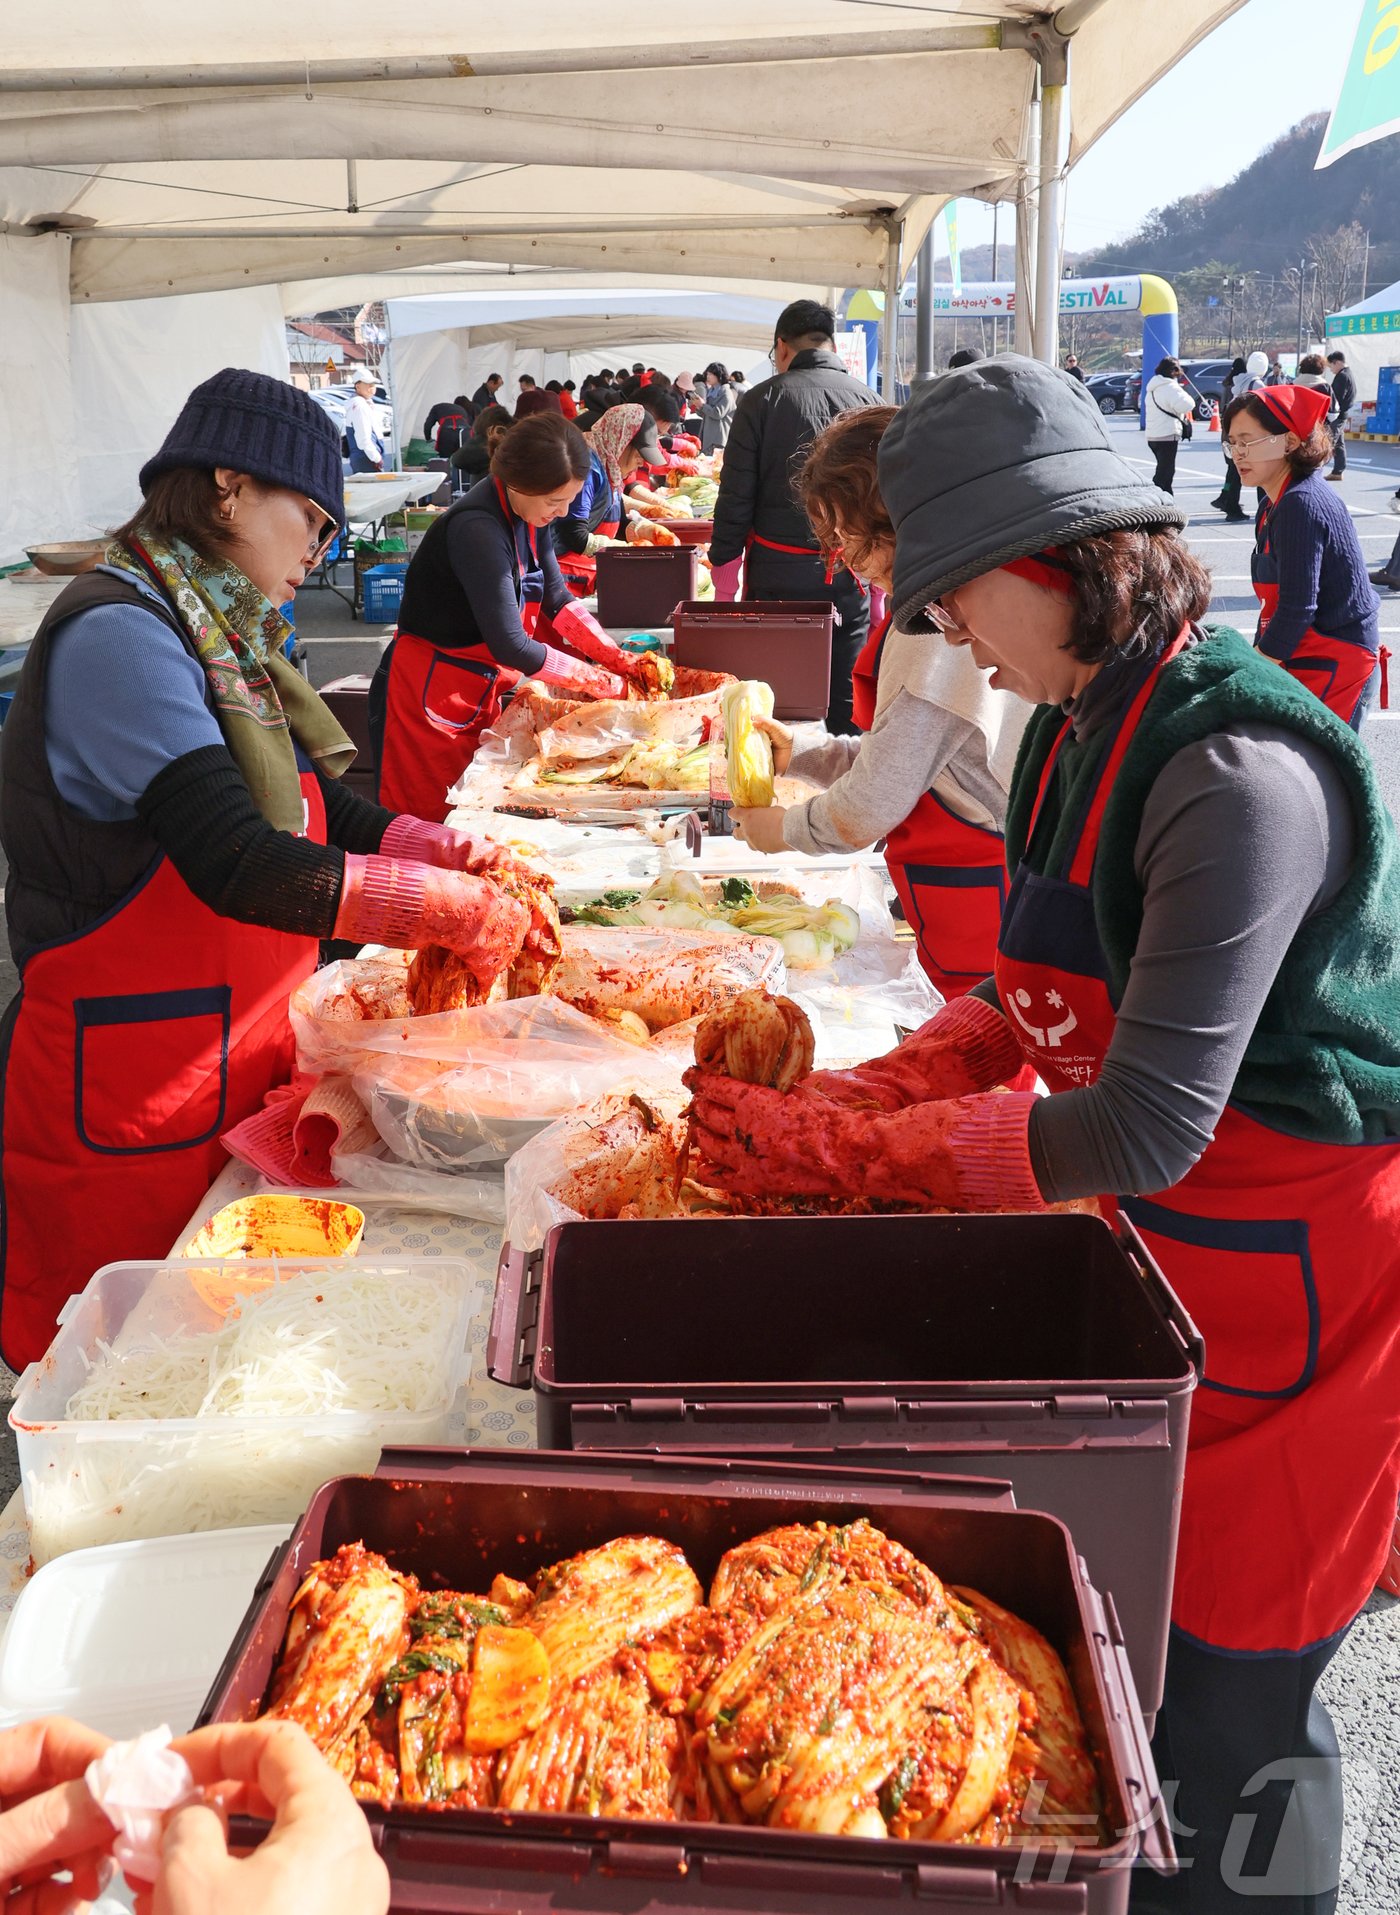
[1207,401,1220,434]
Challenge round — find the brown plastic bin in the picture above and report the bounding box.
[319,673,378,803]
[490,1212,1200,1722]
[199,1449,1174,1912]
[670,600,833,720]
[595,546,698,627]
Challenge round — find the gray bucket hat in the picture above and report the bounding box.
[879,355,1185,632]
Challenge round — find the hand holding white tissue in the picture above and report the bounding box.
[86,1726,198,1884]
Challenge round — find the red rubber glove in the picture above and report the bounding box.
[803,995,1025,1112]
[710,557,743,603]
[550,600,642,681]
[380,813,541,886]
[333,855,528,991]
[685,1074,1046,1212]
[533,645,625,701]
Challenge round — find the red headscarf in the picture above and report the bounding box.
[1251,384,1331,438]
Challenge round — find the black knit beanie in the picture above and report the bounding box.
[140,368,346,529]
[879,355,1185,632]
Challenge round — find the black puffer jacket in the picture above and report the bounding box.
[709,350,879,567]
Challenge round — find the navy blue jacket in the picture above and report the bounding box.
[1252,470,1380,664]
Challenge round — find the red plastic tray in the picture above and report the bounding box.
[658,518,713,546]
[199,1450,1173,1913]
[490,1213,1199,1722]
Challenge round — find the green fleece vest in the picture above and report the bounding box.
[1003,626,1400,1145]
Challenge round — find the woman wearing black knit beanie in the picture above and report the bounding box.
[0,367,546,1369]
[689,355,1400,1915]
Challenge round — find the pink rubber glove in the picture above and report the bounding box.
[333,855,527,991]
[804,995,1025,1112]
[380,813,539,885]
[550,600,640,680]
[711,557,743,603]
[534,644,625,701]
[685,1076,1046,1212]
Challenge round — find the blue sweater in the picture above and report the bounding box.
[1251,470,1380,663]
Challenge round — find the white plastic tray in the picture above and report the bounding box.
[0,1525,290,1739]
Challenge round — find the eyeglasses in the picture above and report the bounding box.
[924,598,969,637]
[1223,432,1287,462]
[301,496,340,565]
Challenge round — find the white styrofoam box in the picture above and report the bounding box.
[0,1526,290,1740]
[10,1257,481,1564]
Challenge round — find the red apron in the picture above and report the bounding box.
[0,763,326,1371]
[377,481,540,821]
[1253,482,1377,728]
[994,632,1400,1652]
[851,619,1009,999]
[556,515,620,596]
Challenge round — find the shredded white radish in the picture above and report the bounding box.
[66,1267,461,1423]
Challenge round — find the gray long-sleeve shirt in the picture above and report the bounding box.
[981,701,1355,1203]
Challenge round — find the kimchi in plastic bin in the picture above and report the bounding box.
[198,1450,1175,1914]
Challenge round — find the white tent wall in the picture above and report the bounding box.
[1332,335,1397,407]
[393,328,474,448]
[1,233,82,568]
[69,285,292,533]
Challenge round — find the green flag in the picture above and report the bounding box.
[1317,0,1400,166]
[943,202,962,297]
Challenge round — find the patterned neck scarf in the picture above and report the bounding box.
[105,534,354,833]
[589,404,648,493]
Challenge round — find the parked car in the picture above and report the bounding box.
[1179,359,1233,420]
[1085,371,1137,415]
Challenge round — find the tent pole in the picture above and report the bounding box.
[1032,50,1068,365]
[1014,103,1038,358]
[915,226,935,383]
[382,302,401,464]
[881,221,904,400]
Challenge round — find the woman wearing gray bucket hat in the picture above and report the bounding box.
[689,356,1400,1912]
[0,367,545,1371]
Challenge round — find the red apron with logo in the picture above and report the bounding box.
[0,766,326,1370]
[377,481,540,820]
[851,619,1009,999]
[1254,482,1377,728]
[994,632,1400,1652]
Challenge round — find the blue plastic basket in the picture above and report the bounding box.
[362,563,407,625]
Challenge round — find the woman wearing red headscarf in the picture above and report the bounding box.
[1224,382,1381,728]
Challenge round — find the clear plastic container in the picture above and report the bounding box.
[10,1257,479,1564]
[0,1525,290,1739]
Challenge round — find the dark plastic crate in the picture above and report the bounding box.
[199,1449,1173,1913]
[670,599,833,720]
[595,546,698,627]
[490,1213,1199,1720]
[657,517,713,546]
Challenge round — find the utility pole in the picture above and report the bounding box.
[1362,229,1371,302]
[990,201,1001,354]
[1295,256,1307,362]
[1226,277,1236,357]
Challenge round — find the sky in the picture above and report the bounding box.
[952,0,1360,260]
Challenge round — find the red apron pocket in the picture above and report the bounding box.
[75,986,231,1155]
[421,651,498,733]
[1120,1198,1318,1401]
[893,863,1007,987]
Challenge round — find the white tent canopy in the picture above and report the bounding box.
[5,1,1244,304]
[384,286,788,448]
[1325,281,1400,404]
[0,0,1246,563]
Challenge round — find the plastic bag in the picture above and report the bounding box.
[329,1143,508,1221]
[553,924,786,1029]
[504,1087,691,1250]
[352,998,683,1171]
